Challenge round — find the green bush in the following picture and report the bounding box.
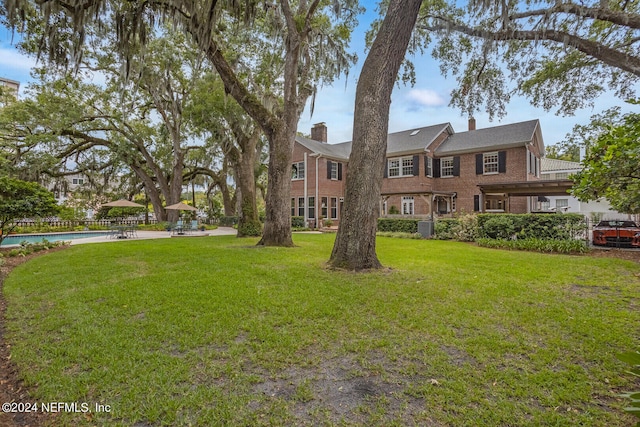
[237,220,263,237]
[476,238,589,254]
[377,218,419,233]
[434,214,478,241]
[434,218,459,240]
[291,216,306,228]
[477,213,587,240]
[616,351,640,425]
[377,231,423,239]
[219,216,238,227]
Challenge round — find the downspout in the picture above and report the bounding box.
[311,153,322,229]
[304,152,308,228]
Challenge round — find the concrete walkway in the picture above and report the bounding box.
[70,227,237,246]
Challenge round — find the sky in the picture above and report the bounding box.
[0,7,635,150]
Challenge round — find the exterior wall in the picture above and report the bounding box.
[290,143,346,226]
[290,129,545,226]
[434,147,534,214]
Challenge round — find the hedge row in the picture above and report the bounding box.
[476,213,587,240]
[377,218,419,234]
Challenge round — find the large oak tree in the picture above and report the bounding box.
[4,0,359,246]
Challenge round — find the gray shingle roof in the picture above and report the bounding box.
[435,119,540,155]
[296,123,452,159]
[541,158,581,172]
[296,120,541,159]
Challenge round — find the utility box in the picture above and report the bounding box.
[417,221,434,238]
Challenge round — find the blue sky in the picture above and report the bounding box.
[0,8,634,150]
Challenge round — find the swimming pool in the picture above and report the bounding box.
[0,231,110,246]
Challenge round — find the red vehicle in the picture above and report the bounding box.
[592,220,640,248]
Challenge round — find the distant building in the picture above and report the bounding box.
[0,77,20,99]
[540,158,629,221]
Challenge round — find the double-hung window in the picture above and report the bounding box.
[441,157,454,177]
[483,152,499,174]
[298,197,305,217]
[292,162,305,180]
[307,197,315,219]
[330,197,338,219]
[330,162,338,180]
[321,197,328,219]
[387,156,414,177]
[425,157,433,177]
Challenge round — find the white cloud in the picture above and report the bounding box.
[0,47,38,75]
[406,88,446,107]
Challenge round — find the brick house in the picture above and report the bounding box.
[292,119,545,227]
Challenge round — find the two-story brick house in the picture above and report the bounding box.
[292,119,545,227]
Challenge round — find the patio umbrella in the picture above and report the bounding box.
[103,199,145,208]
[165,202,197,211]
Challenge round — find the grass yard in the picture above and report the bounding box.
[3,234,639,426]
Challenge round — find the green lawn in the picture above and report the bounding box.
[4,234,639,426]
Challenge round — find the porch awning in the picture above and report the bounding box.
[478,180,573,196]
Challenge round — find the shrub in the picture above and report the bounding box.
[237,220,263,237]
[434,218,460,240]
[616,351,640,424]
[377,218,419,233]
[476,238,589,254]
[219,216,238,227]
[291,216,306,228]
[476,213,587,240]
[377,231,423,239]
[323,219,333,227]
[434,214,479,241]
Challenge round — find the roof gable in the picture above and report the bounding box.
[435,119,540,155]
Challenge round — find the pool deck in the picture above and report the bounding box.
[70,227,237,245]
[2,227,237,247]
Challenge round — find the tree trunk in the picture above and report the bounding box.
[257,125,295,246]
[236,131,262,237]
[329,0,423,270]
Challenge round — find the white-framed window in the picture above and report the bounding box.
[298,197,305,217]
[425,157,433,177]
[556,199,569,208]
[330,197,338,219]
[72,178,84,185]
[292,161,305,180]
[483,152,499,174]
[307,197,315,219]
[330,162,338,180]
[321,197,328,219]
[402,196,414,215]
[291,198,296,216]
[555,172,569,180]
[387,156,414,177]
[441,157,454,177]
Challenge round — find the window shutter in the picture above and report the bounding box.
[327,160,332,179]
[433,159,441,178]
[453,156,460,177]
[412,155,419,176]
[498,151,507,173]
[338,163,343,180]
[474,195,480,212]
[476,154,483,175]
[383,159,388,178]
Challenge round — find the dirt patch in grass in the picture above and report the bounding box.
[0,246,69,427]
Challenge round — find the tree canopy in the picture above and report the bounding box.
[0,176,59,244]
[572,107,640,214]
[414,0,640,119]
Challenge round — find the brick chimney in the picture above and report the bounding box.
[468,117,476,131]
[311,122,328,143]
